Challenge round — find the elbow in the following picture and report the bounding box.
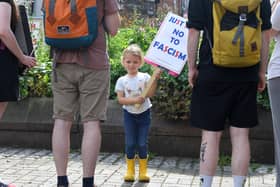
[269,28,278,40]
[117,98,121,104]
[189,28,200,34]
[146,92,154,98]
[262,30,271,46]
[108,29,119,37]
[106,22,120,36]
[0,27,9,39]
[117,98,123,105]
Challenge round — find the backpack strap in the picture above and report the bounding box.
[232,13,246,57]
[47,0,56,25]
[204,0,214,49]
[69,0,81,24]
[204,27,213,49]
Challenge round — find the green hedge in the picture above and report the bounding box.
[19,39,52,99]
[19,17,274,120]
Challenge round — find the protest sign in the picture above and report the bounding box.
[135,12,189,108]
[144,12,188,76]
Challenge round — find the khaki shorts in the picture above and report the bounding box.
[52,63,110,123]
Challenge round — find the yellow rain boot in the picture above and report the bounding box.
[124,157,135,182]
[138,158,150,182]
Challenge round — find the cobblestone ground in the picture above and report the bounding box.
[0,147,276,187]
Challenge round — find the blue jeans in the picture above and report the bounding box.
[123,109,151,159]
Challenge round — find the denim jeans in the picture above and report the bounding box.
[123,109,151,159]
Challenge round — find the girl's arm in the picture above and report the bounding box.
[117,91,145,105]
[146,69,161,98]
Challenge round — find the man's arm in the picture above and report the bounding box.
[187,28,200,88]
[104,12,121,36]
[258,29,270,92]
[270,28,280,38]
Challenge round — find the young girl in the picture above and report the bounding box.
[115,44,161,183]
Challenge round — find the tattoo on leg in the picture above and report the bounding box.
[200,142,207,162]
[242,179,246,187]
[200,177,204,185]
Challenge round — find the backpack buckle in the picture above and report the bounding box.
[239,13,247,22]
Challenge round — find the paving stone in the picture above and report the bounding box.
[0,147,277,187]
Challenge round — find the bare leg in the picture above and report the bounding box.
[230,127,250,175]
[0,102,8,120]
[52,119,72,176]
[0,102,16,186]
[200,130,223,175]
[81,121,101,177]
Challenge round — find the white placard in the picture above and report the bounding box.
[144,12,188,76]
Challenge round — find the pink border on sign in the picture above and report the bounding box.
[144,57,179,77]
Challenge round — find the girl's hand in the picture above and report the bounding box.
[153,68,162,80]
[135,96,145,104]
[20,55,37,68]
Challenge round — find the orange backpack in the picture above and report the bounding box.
[42,0,98,49]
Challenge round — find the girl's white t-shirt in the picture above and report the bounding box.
[268,4,280,80]
[115,72,152,114]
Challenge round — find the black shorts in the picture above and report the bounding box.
[190,80,258,131]
[0,56,19,102]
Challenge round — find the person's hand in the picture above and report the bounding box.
[19,55,37,68]
[257,72,266,92]
[154,68,162,80]
[135,96,145,104]
[188,66,198,88]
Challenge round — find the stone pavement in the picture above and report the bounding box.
[0,147,276,187]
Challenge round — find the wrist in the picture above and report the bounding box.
[258,69,266,75]
[188,64,197,71]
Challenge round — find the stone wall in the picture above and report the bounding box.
[0,97,274,163]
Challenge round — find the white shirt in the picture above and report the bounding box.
[115,72,152,114]
[268,4,280,80]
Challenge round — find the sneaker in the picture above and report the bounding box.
[0,181,16,187]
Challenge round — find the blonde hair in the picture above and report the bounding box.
[272,0,280,13]
[121,44,144,66]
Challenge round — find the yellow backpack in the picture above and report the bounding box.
[211,0,262,68]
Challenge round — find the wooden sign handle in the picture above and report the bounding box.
[135,67,161,108]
